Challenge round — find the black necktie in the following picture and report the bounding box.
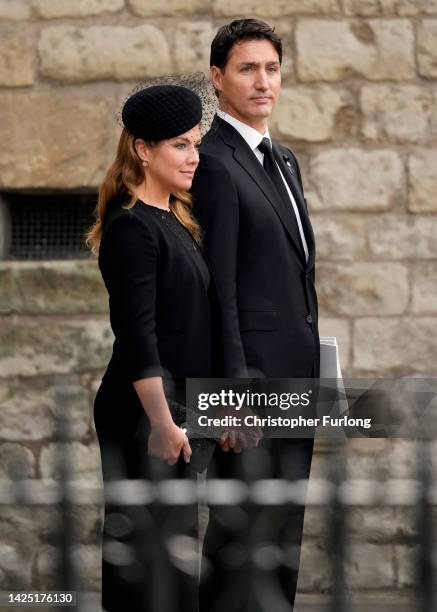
[258,137,304,255]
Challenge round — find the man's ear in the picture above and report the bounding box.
[210,66,223,96]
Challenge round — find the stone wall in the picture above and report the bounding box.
[0,0,436,604]
[1,0,436,375]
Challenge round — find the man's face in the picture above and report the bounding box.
[211,38,281,129]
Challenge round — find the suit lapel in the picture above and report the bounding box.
[213,117,307,263]
[273,143,316,271]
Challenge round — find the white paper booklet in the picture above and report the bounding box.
[319,336,348,416]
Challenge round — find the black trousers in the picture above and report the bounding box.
[94,381,199,612]
[199,437,314,612]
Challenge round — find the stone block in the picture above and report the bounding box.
[391,508,418,539]
[297,540,332,591]
[271,86,354,142]
[307,442,333,479]
[0,505,102,551]
[39,25,171,83]
[174,22,216,74]
[411,262,437,314]
[0,91,108,189]
[0,543,32,588]
[39,441,101,481]
[418,20,437,79]
[0,0,30,20]
[346,446,391,480]
[343,0,437,16]
[302,507,329,538]
[347,438,390,455]
[311,215,367,261]
[348,508,400,541]
[271,21,295,80]
[129,0,205,15]
[360,85,437,144]
[353,318,437,375]
[0,318,113,377]
[0,377,92,441]
[307,149,404,211]
[296,19,415,81]
[317,262,409,316]
[212,0,340,16]
[395,544,420,587]
[319,317,351,370]
[367,215,437,259]
[32,0,124,18]
[408,151,437,212]
[0,29,34,86]
[345,543,395,588]
[0,443,35,480]
[35,545,58,589]
[72,545,101,590]
[0,261,107,315]
[405,0,437,13]
[382,440,418,479]
[73,505,103,544]
[36,544,101,591]
[0,507,52,551]
[343,0,388,15]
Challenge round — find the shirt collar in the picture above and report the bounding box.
[217,109,271,151]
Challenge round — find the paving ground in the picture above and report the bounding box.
[295,592,419,612]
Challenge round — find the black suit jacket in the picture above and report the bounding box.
[98,195,222,385]
[191,116,319,378]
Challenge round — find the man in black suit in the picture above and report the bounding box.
[191,18,320,612]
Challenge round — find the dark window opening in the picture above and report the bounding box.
[1,191,97,261]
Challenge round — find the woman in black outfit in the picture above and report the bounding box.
[86,85,221,612]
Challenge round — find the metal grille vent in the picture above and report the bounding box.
[3,192,97,260]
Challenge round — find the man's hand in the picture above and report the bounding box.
[218,407,263,453]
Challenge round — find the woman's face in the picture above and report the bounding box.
[139,124,201,193]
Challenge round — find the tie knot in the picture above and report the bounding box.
[258,137,272,156]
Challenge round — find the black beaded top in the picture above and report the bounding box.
[137,201,210,288]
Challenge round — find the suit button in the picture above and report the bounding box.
[306,314,313,324]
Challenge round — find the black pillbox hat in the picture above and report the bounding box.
[122,84,202,141]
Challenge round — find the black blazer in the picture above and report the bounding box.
[98,195,222,385]
[191,116,319,378]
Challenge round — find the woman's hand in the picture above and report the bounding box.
[133,376,192,465]
[148,420,192,465]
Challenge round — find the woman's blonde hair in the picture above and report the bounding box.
[85,128,202,254]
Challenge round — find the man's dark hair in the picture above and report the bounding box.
[210,18,282,69]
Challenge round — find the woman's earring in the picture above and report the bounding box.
[142,160,148,167]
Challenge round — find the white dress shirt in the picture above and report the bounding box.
[217,109,309,262]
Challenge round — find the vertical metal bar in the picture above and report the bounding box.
[328,442,348,612]
[54,385,78,611]
[416,440,434,612]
